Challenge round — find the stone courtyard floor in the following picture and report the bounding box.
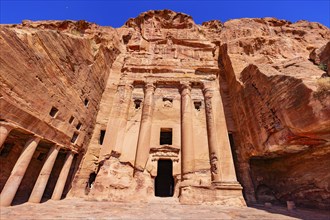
[0,198,329,219]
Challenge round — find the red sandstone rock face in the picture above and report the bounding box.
[205,17,330,209]
[0,20,121,150]
[0,10,329,209]
[0,20,122,203]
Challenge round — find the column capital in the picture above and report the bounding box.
[202,87,214,99]
[117,82,134,90]
[64,150,76,156]
[70,150,78,155]
[179,81,192,94]
[0,122,15,148]
[144,81,156,92]
[0,122,16,130]
[31,135,42,143]
[54,144,62,150]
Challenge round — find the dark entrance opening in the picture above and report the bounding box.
[99,130,106,145]
[160,128,172,145]
[155,160,174,197]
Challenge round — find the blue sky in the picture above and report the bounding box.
[1,1,329,28]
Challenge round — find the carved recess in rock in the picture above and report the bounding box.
[71,10,244,206]
[0,10,329,209]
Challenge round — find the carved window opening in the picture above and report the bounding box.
[163,97,173,103]
[163,97,173,108]
[155,160,174,197]
[134,99,142,109]
[49,106,59,118]
[37,152,46,161]
[160,128,172,145]
[194,101,202,111]
[71,132,79,143]
[84,98,89,107]
[69,116,75,124]
[0,143,14,157]
[76,122,82,130]
[99,130,106,145]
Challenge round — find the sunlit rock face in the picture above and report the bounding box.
[0,10,329,209]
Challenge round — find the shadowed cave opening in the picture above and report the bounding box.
[87,172,97,189]
[155,160,174,197]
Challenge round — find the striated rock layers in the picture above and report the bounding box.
[0,10,329,209]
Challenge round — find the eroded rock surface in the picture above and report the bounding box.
[211,17,330,209]
[0,10,329,210]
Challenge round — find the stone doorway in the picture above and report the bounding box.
[155,160,174,197]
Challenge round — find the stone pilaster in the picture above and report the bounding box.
[0,123,14,150]
[51,151,74,200]
[134,81,156,171]
[203,84,239,184]
[28,145,61,203]
[180,82,195,176]
[99,82,134,160]
[113,83,134,155]
[0,136,41,207]
[178,83,245,206]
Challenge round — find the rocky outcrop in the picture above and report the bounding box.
[0,20,121,150]
[206,17,330,209]
[0,20,122,203]
[1,10,329,209]
[310,41,330,76]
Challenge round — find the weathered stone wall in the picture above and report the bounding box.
[0,20,122,206]
[0,20,121,150]
[1,10,329,209]
[203,17,330,208]
[67,11,244,206]
[250,146,330,209]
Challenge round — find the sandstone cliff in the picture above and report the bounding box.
[0,20,122,202]
[203,17,330,208]
[0,10,329,209]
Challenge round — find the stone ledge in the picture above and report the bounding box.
[179,185,246,206]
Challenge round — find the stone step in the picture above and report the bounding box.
[149,197,180,204]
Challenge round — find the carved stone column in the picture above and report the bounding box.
[28,145,61,203]
[203,85,238,184]
[0,123,14,150]
[51,151,74,200]
[111,83,134,155]
[99,82,134,160]
[134,81,156,171]
[0,136,41,207]
[180,82,195,176]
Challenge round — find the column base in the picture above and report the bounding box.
[212,181,243,189]
[179,183,246,206]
